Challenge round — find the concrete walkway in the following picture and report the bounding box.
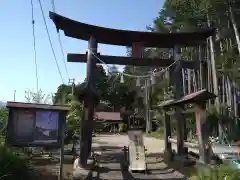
[92,134,185,180]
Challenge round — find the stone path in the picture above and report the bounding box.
[92,134,185,180]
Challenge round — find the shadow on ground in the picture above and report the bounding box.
[32,154,73,180]
[93,145,186,180]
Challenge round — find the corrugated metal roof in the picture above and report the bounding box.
[94,112,121,121]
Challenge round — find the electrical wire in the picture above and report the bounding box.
[37,0,65,84]
[51,0,70,79]
[57,32,70,79]
[30,0,39,92]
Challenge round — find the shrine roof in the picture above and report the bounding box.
[94,112,122,121]
[158,89,216,108]
[49,12,216,48]
[7,101,69,111]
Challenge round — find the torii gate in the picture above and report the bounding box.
[49,12,214,171]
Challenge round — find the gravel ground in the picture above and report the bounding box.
[31,134,235,180]
[92,134,185,180]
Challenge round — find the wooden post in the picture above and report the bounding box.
[132,42,144,75]
[59,112,66,180]
[163,109,172,160]
[79,36,98,166]
[183,115,188,155]
[173,46,186,156]
[132,42,144,57]
[201,59,208,90]
[195,103,208,164]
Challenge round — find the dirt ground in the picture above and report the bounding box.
[32,134,196,180]
[32,154,73,180]
[32,134,164,180]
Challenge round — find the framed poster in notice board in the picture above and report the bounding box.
[6,102,69,148]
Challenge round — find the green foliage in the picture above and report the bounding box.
[119,123,127,132]
[0,136,5,145]
[53,84,72,104]
[107,73,133,110]
[25,89,52,104]
[196,164,240,180]
[65,95,82,143]
[0,108,8,136]
[0,146,35,180]
[146,128,165,139]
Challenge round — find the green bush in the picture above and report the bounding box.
[0,145,35,180]
[0,136,4,145]
[119,123,127,132]
[196,164,240,180]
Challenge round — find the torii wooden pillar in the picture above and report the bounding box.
[78,36,99,166]
[172,46,186,156]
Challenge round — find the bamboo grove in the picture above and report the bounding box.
[123,0,240,142]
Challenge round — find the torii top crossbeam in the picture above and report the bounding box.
[49,12,215,48]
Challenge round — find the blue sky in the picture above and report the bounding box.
[0,0,163,102]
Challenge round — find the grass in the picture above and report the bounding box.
[145,131,164,139]
[0,145,35,180]
[188,164,240,180]
[145,128,178,140]
[0,136,5,145]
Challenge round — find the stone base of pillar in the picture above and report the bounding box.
[173,155,195,167]
[163,150,173,162]
[72,158,95,180]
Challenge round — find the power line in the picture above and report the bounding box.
[37,0,65,84]
[51,0,70,79]
[58,32,70,79]
[31,0,39,92]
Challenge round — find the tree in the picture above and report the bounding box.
[53,84,72,104]
[65,95,82,143]
[105,66,136,111]
[94,65,108,101]
[25,89,52,104]
[0,108,8,136]
[148,0,240,142]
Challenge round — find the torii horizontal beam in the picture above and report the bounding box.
[49,12,215,48]
[67,53,199,69]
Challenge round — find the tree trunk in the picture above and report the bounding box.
[228,3,240,54]
[182,69,186,95]
[219,40,225,105]
[207,14,222,143]
[193,70,197,92]
[226,76,231,108]
[198,46,203,89]
[207,15,219,110]
[233,80,237,117]
[187,69,191,94]
[222,75,225,104]
[206,40,212,92]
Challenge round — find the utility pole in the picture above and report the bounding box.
[13,90,16,102]
[68,78,75,95]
